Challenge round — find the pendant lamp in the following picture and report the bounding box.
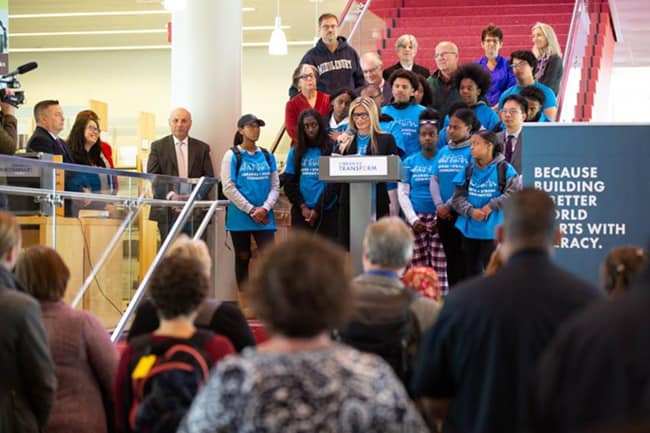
[269,0,288,55]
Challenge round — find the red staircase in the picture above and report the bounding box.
[368,0,574,72]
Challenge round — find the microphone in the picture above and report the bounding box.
[2,62,38,78]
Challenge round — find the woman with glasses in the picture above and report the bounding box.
[430,108,481,287]
[531,22,564,95]
[337,96,402,249]
[285,64,330,147]
[66,111,115,215]
[477,24,516,107]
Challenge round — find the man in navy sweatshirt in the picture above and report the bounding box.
[297,13,364,96]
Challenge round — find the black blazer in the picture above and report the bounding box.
[26,126,73,163]
[538,54,563,95]
[338,132,402,249]
[497,130,522,174]
[383,62,431,81]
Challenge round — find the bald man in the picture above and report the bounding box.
[147,107,214,239]
[427,41,462,119]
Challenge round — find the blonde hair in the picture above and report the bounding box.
[167,234,211,276]
[395,34,418,52]
[532,22,563,58]
[0,211,20,259]
[346,96,385,154]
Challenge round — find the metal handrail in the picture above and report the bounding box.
[111,176,209,342]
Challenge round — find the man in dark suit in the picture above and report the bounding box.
[147,107,214,240]
[497,94,528,174]
[26,99,72,163]
[0,211,57,433]
[412,188,602,433]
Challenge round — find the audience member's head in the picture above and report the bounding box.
[402,266,442,302]
[452,63,492,106]
[34,100,65,135]
[169,107,192,141]
[318,13,339,45]
[388,69,418,104]
[360,52,384,86]
[292,64,319,93]
[167,234,211,276]
[360,83,384,108]
[532,22,563,58]
[247,233,351,338]
[434,41,459,76]
[501,94,528,131]
[16,246,70,302]
[510,50,538,85]
[362,216,414,273]
[414,74,433,107]
[519,85,546,121]
[0,211,21,270]
[149,254,209,320]
[497,188,559,260]
[601,246,648,299]
[481,23,505,60]
[395,34,419,66]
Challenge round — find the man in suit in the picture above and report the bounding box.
[26,99,72,163]
[412,188,602,433]
[0,211,57,433]
[147,107,214,240]
[498,94,528,174]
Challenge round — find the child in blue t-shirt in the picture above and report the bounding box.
[220,114,280,290]
[451,130,519,278]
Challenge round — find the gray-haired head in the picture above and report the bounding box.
[363,217,414,270]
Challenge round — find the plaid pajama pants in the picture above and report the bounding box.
[409,212,449,295]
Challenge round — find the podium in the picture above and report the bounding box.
[320,155,403,274]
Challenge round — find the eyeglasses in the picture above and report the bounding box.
[434,51,457,59]
[362,66,381,74]
[420,120,437,125]
[351,112,370,119]
[86,126,100,133]
[298,73,315,80]
[500,108,522,115]
[510,61,528,69]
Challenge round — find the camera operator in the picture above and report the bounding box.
[0,88,17,155]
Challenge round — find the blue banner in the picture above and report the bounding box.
[523,123,650,284]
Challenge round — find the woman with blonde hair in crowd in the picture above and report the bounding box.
[16,245,118,433]
[601,246,647,299]
[336,96,402,249]
[531,22,564,95]
[285,64,330,147]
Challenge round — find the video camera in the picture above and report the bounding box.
[0,62,38,107]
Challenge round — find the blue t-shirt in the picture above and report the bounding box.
[285,146,334,210]
[356,134,371,156]
[437,102,500,148]
[401,152,437,214]
[379,119,405,153]
[432,144,472,203]
[225,149,277,232]
[381,104,426,158]
[452,161,518,239]
[498,81,558,110]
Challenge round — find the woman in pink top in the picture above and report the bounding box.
[285,64,330,146]
[16,246,119,433]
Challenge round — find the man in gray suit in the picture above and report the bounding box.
[498,94,528,174]
[147,107,214,239]
[0,211,56,433]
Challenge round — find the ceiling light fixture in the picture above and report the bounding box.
[268,0,288,55]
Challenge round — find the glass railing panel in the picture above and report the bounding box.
[338,0,385,57]
[559,0,591,122]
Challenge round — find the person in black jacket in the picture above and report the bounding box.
[283,109,338,241]
[336,96,403,249]
[0,211,57,433]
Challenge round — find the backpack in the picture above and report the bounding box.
[217,146,272,200]
[464,159,508,193]
[335,291,421,387]
[128,330,213,433]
